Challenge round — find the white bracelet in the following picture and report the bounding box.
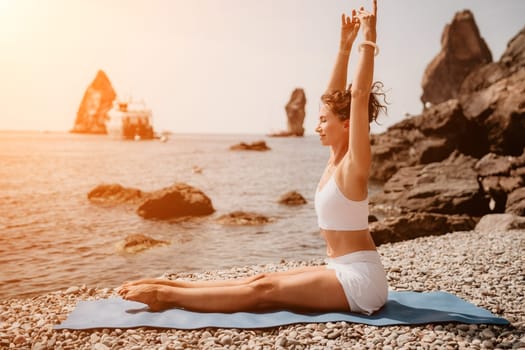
[359,41,379,56]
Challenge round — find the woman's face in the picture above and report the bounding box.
[315,104,348,146]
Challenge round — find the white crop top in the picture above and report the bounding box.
[314,175,369,230]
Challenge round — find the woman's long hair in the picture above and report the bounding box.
[321,81,388,124]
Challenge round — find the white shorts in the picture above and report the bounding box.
[326,250,388,315]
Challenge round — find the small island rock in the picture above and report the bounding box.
[87,184,145,205]
[216,211,272,225]
[116,234,170,254]
[278,191,307,205]
[230,141,271,151]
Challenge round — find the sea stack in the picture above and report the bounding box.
[71,70,116,134]
[269,88,306,137]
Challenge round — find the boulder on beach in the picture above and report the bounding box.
[278,191,307,205]
[458,27,525,155]
[71,70,116,134]
[269,88,307,137]
[216,211,272,225]
[87,183,145,205]
[137,183,215,220]
[421,10,492,107]
[475,150,525,212]
[230,141,271,151]
[370,99,476,181]
[116,233,170,254]
[370,212,477,246]
[371,152,489,216]
[506,187,525,216]
[475,213,525,232]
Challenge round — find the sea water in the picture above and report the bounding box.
[0,131,338,299]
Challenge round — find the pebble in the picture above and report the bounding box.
[64,286,80,295]
[481,339,494,349]
[13,335,25,345]
[481,328,496,339]
[456,324,470,331]
[93,343,109,350]
[275,337,287,347]
[219,334,232,345]
[421,333,436,343]
[327,330,341,339]
[90,333,100,343]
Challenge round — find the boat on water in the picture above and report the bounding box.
[105,99,155,140]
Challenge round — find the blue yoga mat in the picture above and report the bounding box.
[55,291,508,330]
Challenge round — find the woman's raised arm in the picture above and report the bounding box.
[325,11,360,94]
[346,0,377,175]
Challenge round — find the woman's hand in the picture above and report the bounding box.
[356,0,377,42]
[340,9,360,51]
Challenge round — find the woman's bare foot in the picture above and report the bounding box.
[119,284,174,311]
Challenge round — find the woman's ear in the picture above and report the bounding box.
[343,119,350,129]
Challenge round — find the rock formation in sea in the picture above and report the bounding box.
[278,191,307,205]
[71,70,116,134]
[137,183,215,220]
[269,88,306,137]
[230,140,271,151]
[87,183,145,205]
[421,10,492,107]
[116,233,170,254]
[216,211,272,225]
[369,13,525,243]
[87,182,215,221]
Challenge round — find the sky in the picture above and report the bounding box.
[0,0,524,135]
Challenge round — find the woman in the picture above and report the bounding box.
[118,0,388,315]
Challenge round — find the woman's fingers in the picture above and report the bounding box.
[341,12,360,28]
[373,0,377,17]
[356,9,375,22]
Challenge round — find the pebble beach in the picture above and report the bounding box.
[1,229,524,350]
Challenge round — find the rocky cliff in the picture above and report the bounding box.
[372,24,525,182]
[421,10,492,107]
[369,12,525,244]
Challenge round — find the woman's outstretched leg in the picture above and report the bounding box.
[119,269,350,313]
[119,266,325,290]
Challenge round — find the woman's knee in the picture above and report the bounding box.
[248,275,280,306]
